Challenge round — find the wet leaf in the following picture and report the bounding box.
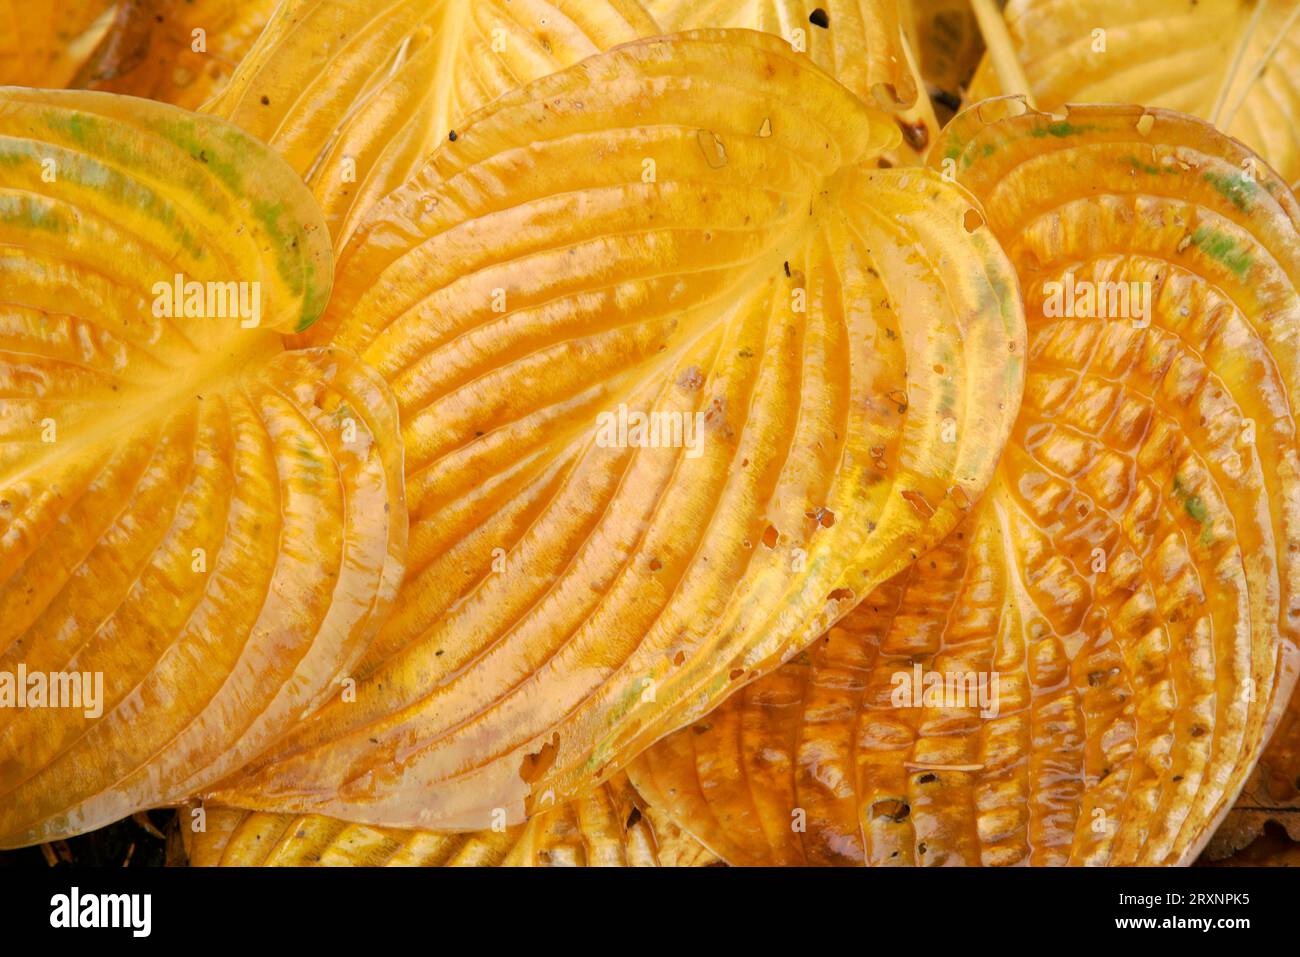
[967,0,1300,183]
[630,102,1300,865]
[0,88,406,847]
[206,31,1024,833]
[185,776,715,866]
[207,0,660,249]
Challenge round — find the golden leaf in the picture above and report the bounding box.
[185,775,715,866]
[206,0,660,249]
[206,31,1024,832]
[0,89,406,847]
[630,102,1300,865]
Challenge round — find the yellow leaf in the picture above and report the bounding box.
[206,30,1024,833]
[967,0,1300,184]
[185,776,716,866]
[630,102,1300,865]
[207,0,660,249]
[0,89,406,847]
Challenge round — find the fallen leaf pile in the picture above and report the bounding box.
[1,0,1298,867]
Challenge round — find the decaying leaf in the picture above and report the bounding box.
[0,1,116,89]
[0,1,274,109]
[205,30,1024,833]
[630,101,1300,865]
[1207,678,1300,856]
[185,775,715,866]
[207,0,661,250]
[0,89,406,847]
[1202,821,1300,864]
[74,0,279,111]
[967,0,1300,183]
[903,0,983,102]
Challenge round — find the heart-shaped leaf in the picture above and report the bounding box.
[0,88,406,847]
[205,30,1024,832]
[630,101,1300,865]
[207,0,661,250]
[185,775,715,866]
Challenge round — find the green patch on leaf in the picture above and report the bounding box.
[1202,170,1256,211]
[1190,225,1252,278]
[1030,121,1096,139]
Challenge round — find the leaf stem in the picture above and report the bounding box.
[1211,0,1270,126]
[1220,2,1300,130]
[969,0,1035,108]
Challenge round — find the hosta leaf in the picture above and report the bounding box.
[74,0,280,111]
[645,0,919,110]
[630,102,1300,865]
[0,89,406,847]
[967,0,1300,183]
[185,776,716,866]
[0,0,116,88]
[207,0,660,249]
[206,30,1024,832]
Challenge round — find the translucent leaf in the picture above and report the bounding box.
[206,0,660,248]
[630,102,1300,865]
[185,776,716,866]
[644,1,940,164]
[967,0,1300,183]
[206,31,1024,832]
[645,0,920,110]
[0,89,406,847]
